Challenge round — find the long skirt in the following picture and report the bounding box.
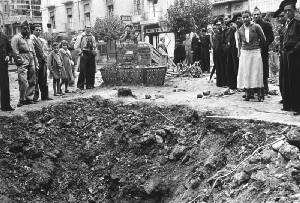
[237,49,264,89]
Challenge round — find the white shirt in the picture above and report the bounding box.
[245,26,250,43]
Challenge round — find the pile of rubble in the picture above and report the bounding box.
[0,96,299,202]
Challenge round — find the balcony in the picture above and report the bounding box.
[63,0,74,5]
[106,0,114,6]
[213,0,245,5]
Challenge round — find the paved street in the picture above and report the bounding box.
[2,65,299,126]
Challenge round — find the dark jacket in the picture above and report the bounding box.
[238,23,266,50]
[283,18,300,52]
[0,32,12,66]
[224,26,236,50]
[212,28,224,51]
[257,19,274,50]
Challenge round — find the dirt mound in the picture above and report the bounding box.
[0,96,299,202]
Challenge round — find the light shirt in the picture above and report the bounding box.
[245,26,250,43]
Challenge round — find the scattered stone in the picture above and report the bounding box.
[224,89,234,95]
[278,142,299,160]
[286,128,300,150]
[173,89,177,92]
[145,95,151,99]
[248,154,261,164]
[143,178,161,195]
[155,135,164,144]
[232,171,250,187]
[272,140,285,152]
[251,170,267,182]
[203,91,211,96]
[197,93,203,98]
[177,89,186,92]
[77,120,85,128]
[190,178,201,189]
[87,116,94,122]
[260,149,277,164]
[155,94,165,99]
[117,88,134,97]
[169,145,188,161]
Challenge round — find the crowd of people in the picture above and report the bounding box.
[0,0,299,116]
[0,21,97,111]
[172,0,300,115]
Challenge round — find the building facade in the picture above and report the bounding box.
[249,0,300,13]
[212,0,300,16]
[1,0,42,38]
[212,0,249,16]
[41,0,176,54]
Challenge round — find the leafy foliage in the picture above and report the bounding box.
[93,16,125,41]
[167,0,212,34]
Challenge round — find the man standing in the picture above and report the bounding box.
[11,20,38,107]
[223,18,238,89]
[31,24,52,102]
[281,0,300,115]
[0,26,14,111]
[212,18,226,87]
[75,24,97,90]
[200,28,211,73]
[253,7,275,94]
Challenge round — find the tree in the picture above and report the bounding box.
[167,0,212,36]
[93,16,125,41]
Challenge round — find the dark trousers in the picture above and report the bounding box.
[34,60,49,100]
[213,49,226,87]
[201,47,210,72]
[0,63,11,109]
[77,51,96,89]
[225,47,238,89]
[261,49,269,93]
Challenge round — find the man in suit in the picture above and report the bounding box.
[0,26,14,111]
[31,24,52,102]
[253,7,275,94]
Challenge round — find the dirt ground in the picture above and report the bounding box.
[2,66,300,203]
[3,65,300,126]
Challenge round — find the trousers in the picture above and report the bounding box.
[34,60,49,100]
[0,62,11,108]
[77,51,96,89]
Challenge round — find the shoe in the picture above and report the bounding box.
[294,112,300,116]
[25,100,35,105]
[1,106,15,111]
[41,97,53,101]
[17,101,26,107]
[65,90,70,93]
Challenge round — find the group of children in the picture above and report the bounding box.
[48,41,75,96]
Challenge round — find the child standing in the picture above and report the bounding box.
[48,42,64,96]
[59,40,74,93]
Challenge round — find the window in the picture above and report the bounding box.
[107,5,114,16]
[135,0,142,15]
[67,7,73,29]
[50,11,55,29]
[84,4,90,25]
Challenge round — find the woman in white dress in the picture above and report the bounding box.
[237,10,266,101]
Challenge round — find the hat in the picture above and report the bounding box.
[273,0,297,17]
[214,16,223,25]
[253,6,261,13]
[21,20,29,28]
[231,12,242,22]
